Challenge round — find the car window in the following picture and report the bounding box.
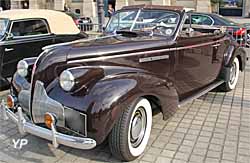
[186,14,213,26]
[10,19,49,37]
[0,18,9,39]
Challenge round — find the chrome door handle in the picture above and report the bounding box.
[212,44,221,47]
[5,48,14,52]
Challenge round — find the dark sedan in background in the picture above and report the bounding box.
[186,12,250,45]
[0,9,88,91]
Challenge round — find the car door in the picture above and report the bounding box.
[1,19,55,78]
[174,31,224,100]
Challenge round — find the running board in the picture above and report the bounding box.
[178,80,224,107]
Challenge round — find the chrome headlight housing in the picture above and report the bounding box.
[17,60,28,77]
[59,70,75,91]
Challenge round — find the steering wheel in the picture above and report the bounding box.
[152,25,174,36]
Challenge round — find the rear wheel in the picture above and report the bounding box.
[109,98,152,161]
[221,57,240,91]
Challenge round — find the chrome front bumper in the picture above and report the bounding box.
[0,100,96,150]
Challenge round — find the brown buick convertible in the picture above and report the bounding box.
[1,5,247,161]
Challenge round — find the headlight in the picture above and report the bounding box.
[17,60,28,77]
[59,70,75,91]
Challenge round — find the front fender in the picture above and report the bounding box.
[48,72,179,144]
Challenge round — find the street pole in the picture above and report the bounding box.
[96,0,105,32]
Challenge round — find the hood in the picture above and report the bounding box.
[31,45,72,90]
[66,33,176,62]
[32,32,175,90]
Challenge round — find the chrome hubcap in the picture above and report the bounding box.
[230,62,237,85]
[130,107,147,148]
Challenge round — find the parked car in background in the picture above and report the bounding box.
[0,9,88,91]
[1,5,246,162]
[60,10,93,31]
[185,12,250,45]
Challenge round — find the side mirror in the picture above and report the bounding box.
[6,33,14,40]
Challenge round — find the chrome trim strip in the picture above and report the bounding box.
[1,104,96,150]
[68,38,226,64]
[0,35,55,46]
[69,47,176,63]
[139,54,169,63]
[4,48,14,52]
[212,43,221,47]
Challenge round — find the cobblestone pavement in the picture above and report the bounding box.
[0,59,250,163]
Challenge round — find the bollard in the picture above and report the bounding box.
[1,99,8,120]
[17,107,25,135]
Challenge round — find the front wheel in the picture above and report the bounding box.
[220,57,240,91]
[109,98,152,161]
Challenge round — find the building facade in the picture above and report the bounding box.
[1,0,249,18]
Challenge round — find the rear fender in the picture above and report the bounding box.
[219,46,246,82]
[224,46,246,71]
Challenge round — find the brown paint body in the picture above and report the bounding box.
[11,6,246,145]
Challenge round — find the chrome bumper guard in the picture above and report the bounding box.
[1,100,96,150]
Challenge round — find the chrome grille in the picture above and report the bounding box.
[31,81,65,127]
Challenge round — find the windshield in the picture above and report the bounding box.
[0,18,8,39]
[105,9,180,36]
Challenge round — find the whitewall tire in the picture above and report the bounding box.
[221,57,240,91]
[109,98,152,161]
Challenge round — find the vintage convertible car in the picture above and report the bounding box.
[0,9,88,91]
[1,5,247,161]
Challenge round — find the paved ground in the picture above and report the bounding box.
[0,56,250,163]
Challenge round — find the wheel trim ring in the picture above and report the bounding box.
[230,61,237,85]
[130,107,147,148]
[127,98,152,157]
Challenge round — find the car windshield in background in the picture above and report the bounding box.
[105,9,180,36]
[0,19,8,39]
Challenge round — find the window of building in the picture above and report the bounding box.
[11,19,49,37]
